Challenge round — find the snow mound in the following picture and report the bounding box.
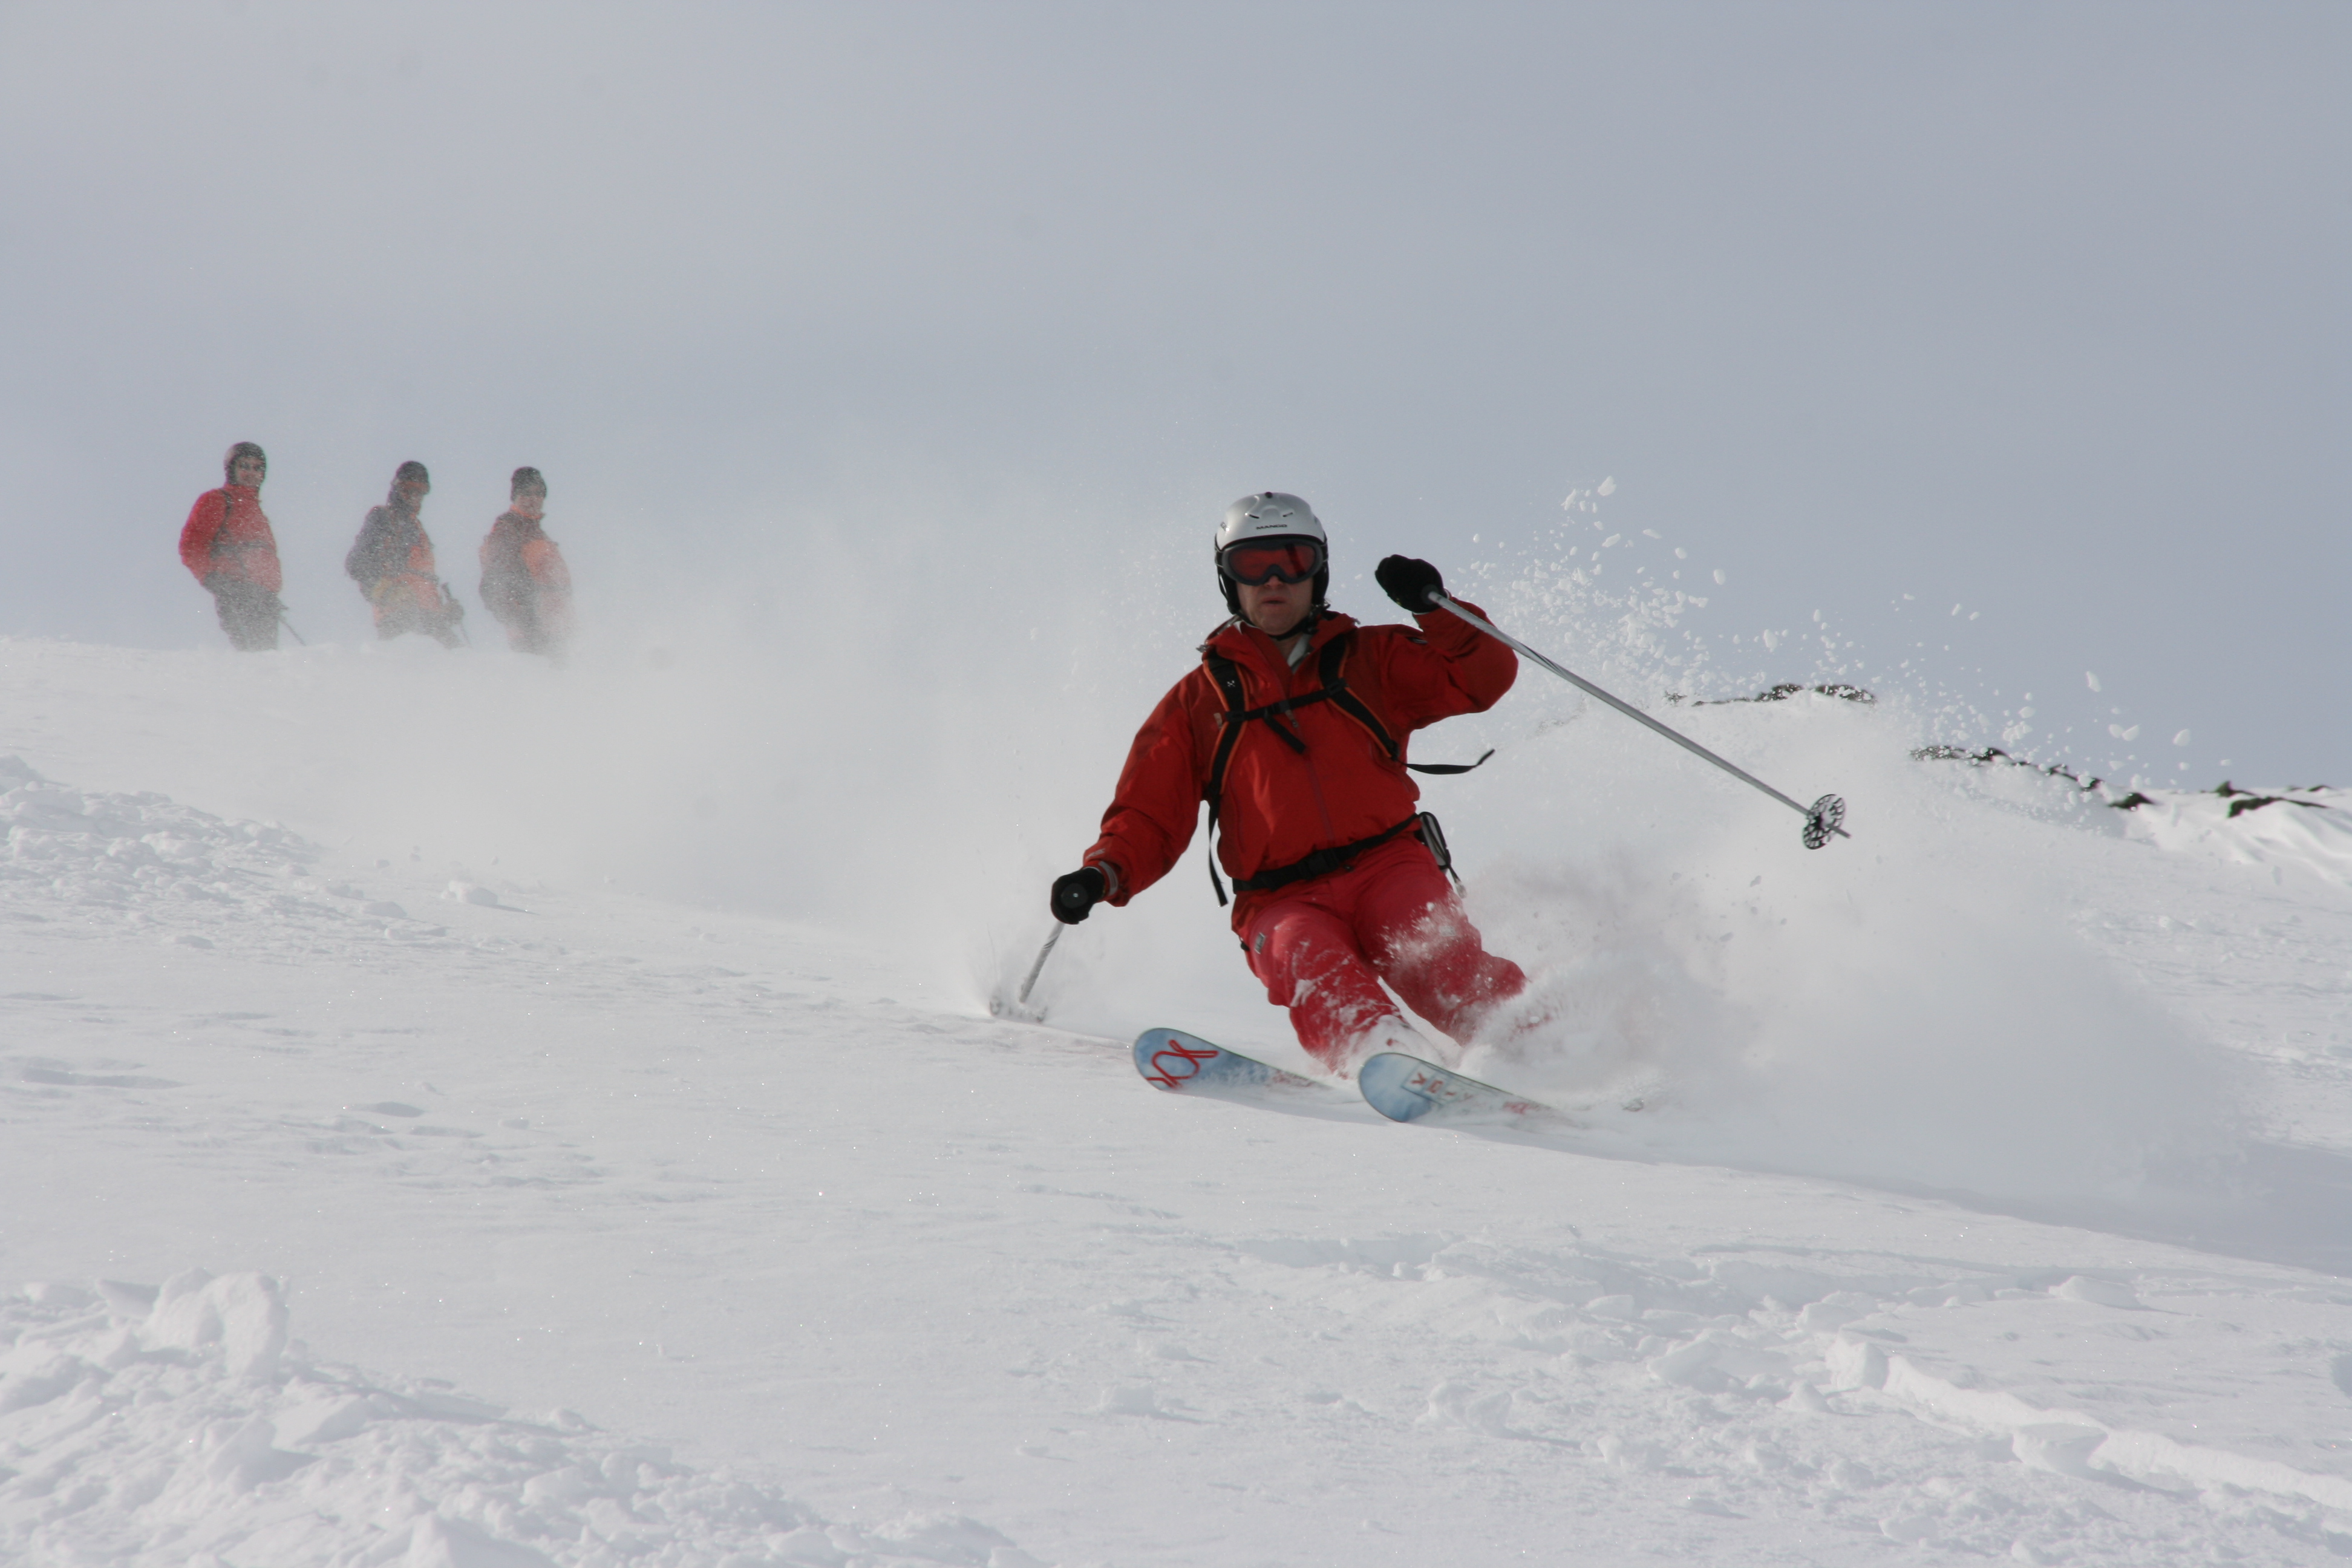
[1908,748,2350,891]
[0,757,450,953]
[0,1271,1042,1568]
[2123,785,2351,889]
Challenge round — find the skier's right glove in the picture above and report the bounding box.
[1050,866,1108,925]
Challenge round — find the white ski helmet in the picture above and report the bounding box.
[1214,492,1329,615]
[1215,491,1325,553]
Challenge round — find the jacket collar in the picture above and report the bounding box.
[1203,609,1356,678]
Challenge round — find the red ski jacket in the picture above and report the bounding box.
[1082,603,1515,928]
[178,485,283,593]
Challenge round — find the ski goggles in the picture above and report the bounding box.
[1219,538,1325,586]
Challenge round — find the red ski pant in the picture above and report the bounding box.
[1236,835,1526,1070]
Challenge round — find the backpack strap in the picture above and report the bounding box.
[1313,635,1393,759]
[1316,633,1495,776]
[1200,652,1250,907]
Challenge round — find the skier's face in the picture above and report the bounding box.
[512,489,545,520]
[396,477,430,508]
[1238,575,1313,640]
[230,456,265,487]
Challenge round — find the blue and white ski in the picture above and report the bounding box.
[1357,1051,1574,1126]
[1132,1027,1333,1097]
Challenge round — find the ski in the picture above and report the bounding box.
[1357,1051,1575,1127]
[1132,1027,1334,1098]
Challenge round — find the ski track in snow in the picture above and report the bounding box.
[4,639,2352,1565]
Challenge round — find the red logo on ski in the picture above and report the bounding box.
[1143,1042,1221,1089]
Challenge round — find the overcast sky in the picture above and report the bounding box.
[2,1,2344,784]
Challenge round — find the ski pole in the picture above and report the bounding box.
[442,582,473,647]
[277,609,309,646]
[1429,592,1849,849]
[1013,925,1060,1010]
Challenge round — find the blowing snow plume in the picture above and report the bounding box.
[900,500,2251,1215]
[26,478,2253,1223]
[1446,694,2236,1207]
[1224,524,2252,1214]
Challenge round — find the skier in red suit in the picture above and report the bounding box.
[178,442,283,651]
[1051,492,1527,1076]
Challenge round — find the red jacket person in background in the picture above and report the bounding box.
[178,441,283,651]
[479,466,573,658]
[1051,492,1527,1076]
[345,461,463,646]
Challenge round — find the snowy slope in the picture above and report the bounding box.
[4,633,2351,1566]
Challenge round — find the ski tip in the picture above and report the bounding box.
[1132,1028,1331,1095]
[1132,1027,1217,1093]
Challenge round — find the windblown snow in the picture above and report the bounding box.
[4,628,2350,1566]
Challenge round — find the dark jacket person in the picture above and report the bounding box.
[346,460,462,646]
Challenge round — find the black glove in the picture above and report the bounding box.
[1050,866,1108,925]
[1376,555,1445,612]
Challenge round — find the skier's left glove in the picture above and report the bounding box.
[1050,866,1108,925]
[1376,555,1445,612]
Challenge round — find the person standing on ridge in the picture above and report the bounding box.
[478,466,573,659]
[1049,492,1528,1077]
[345,460,463,645]
[178,441,283,651]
